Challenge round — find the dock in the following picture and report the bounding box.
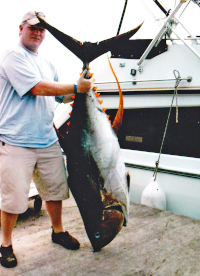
[1,195,200,276]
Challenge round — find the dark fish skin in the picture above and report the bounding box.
[58,90,130,252]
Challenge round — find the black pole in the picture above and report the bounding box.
[152,0,171,16]
[191,0,200,7]
[117,0,128,35]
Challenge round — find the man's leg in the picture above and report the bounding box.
[45,200,64,233]
[34,143,80,250]
[1,211,18,247]
[0,143,36,268]
[0,210,18,268]
[46,200,80,250]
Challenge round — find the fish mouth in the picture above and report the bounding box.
[104,204,123,213]
[92,208,124,252]
[89,193,125,252]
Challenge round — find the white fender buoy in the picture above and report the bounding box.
[141,177,166,210]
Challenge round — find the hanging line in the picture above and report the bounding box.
[153,70,181,181]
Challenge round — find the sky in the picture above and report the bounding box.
[1,0,199,82]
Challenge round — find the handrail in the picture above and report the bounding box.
[137,0,186,67]
[137,0,200,68]
[95,76,192,85]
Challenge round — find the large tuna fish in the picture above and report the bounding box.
[58,88,129,252]
[37,14,142,251]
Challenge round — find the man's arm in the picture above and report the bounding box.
[31,69,94,97]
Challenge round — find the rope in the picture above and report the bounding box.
[153,70,181,181]
[107,54,124,134]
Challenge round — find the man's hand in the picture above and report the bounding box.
[77,69,94,93]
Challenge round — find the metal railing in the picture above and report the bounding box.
[95,76,192,86]
[137,0,200,70]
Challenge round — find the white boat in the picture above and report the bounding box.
[54,0,200,220]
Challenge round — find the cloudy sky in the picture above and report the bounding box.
[1,0,199,82]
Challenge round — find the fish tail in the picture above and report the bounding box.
[107,54,124,134]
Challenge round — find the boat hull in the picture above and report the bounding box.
[122,149,200,220]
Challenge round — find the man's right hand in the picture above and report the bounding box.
[76,69,94,93]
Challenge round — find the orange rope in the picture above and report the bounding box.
[107,54,124,134]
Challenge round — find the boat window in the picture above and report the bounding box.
[107,106,200,158]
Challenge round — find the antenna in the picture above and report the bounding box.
[116,0,128,35]
[152,0,171,16]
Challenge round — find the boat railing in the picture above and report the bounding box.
[137,0,200,70]
[95,76,192,86]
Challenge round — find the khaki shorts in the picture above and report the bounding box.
[0,141,69,214]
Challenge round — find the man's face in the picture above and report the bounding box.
[19,22,46,53]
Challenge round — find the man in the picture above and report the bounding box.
[0,11,94,268]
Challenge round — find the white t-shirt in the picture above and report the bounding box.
[0,43,59,148]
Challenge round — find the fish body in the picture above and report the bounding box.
[58,90,129,251]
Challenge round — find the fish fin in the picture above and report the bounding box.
[107,54,124,134]
[126,172,130,192]
[95,92,100,98]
